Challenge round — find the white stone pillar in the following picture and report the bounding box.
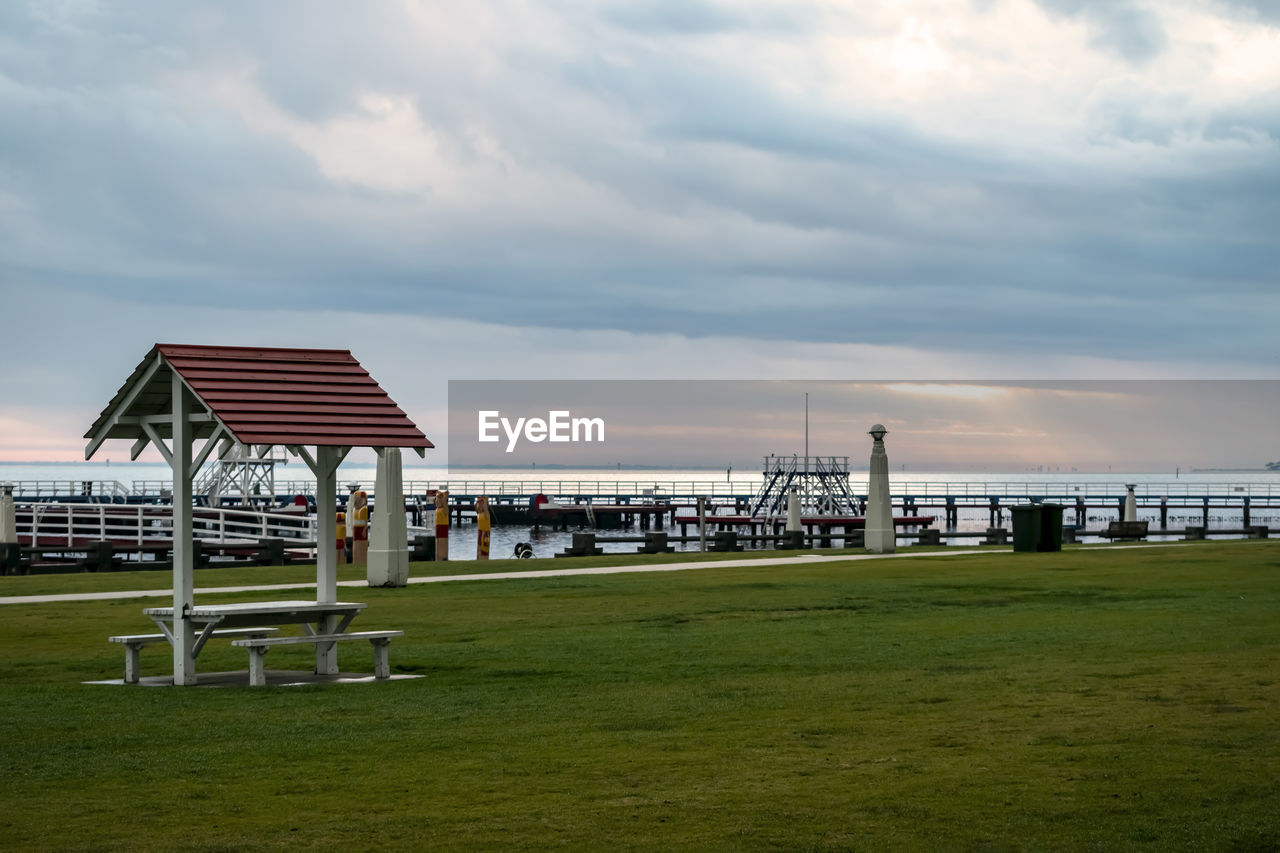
[315,446,339,604]
[786,489,801,532]
[0,483,16,544]
[1124,484,1138,523]
[368,447,408,587]
[1,482,18,575]
[865,424,895,554]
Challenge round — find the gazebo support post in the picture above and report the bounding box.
[297,444,348,676]
[172,375,197,685]
[314,446,340,605]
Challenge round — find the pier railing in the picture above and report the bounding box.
[10,478,1280,503]
[889,482,1280,500]
[405,480,764,498]
[336,479,1280,501]
[4,480,133,501]
[126,479,767,499]
[15,502,316,550]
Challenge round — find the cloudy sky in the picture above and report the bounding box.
[448,380,1280,469]
[1,1,1277,463]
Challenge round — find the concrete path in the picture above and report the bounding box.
[0,543,1183,606]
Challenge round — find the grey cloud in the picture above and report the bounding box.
[0,2,1277,370]
[1212,0,1280,24]
[603,0,745,35]
[1032,0,1167,62]
[446,380,1280,469]
[601,0,806,36]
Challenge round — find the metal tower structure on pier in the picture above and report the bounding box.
[749,455,860,518]
[195,442,287,506]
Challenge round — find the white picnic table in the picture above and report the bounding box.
[142,600,368,679]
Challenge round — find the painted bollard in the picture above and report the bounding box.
[351,490,369,565]
[476,495,491,560]
[434,490,450,561]
[335,511,346,564]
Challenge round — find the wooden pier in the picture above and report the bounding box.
[4,478,1277,573]
[9,476,1280,534]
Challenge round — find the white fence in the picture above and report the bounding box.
[122,479,764,498]
[891,482,1280,499]
[5,480,133,500]
[9,478,1280,502]
[16,502,316,550]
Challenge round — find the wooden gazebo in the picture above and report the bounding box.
[85,344,433,684]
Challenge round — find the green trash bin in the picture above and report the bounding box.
[1039,503,1065,552]
[1010,505,1043,552]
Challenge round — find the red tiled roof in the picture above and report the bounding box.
[86,344,433,450]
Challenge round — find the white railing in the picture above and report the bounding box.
[413,480,761,497]
[131,479,321,500]
[4,480,133,500]
[387,479,1280,500]
[15,502,316,550]
[192,506,315,546]
[36,478,1280,502]
[127,479,764,498]
[890,481,1280,499]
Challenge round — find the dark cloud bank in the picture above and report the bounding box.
[0,1,1277,367]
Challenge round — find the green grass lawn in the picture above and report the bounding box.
[0,544,900,597]
[0,541,1276,850]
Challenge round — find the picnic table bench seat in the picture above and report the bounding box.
[108,627,281,683]
[1104,520,1149,541]
[231,630,405,686]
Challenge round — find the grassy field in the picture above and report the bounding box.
[0,545,899,597]
[0,541,1276,850]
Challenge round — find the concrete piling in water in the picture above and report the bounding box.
[698,496,707,552]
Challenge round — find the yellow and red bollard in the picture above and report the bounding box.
[351,490,369,565]
[476,495,490,560]
[335,511,346,564]
[434,490,449,561]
